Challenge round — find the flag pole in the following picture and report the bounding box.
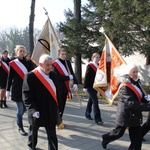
[43,7,49,17]
[65,61,82,107]
[43,7,82,106]
[43,7,61,47]
[99,27,126,64]
[98,27,127,105]
[43,8,63,128]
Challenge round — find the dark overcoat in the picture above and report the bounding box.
[83,63,96,89]
[0,57,10,88]
[53,58,78,94]
[6,57,34,101]
[22,70,59,127]
[116,76,150,127]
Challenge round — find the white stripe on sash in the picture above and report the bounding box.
[131,83,142,99]
[55,60,69,75]
[1,61,9,72]
[89,62,98,68]
[36,67,56,94]
[13,59,28,75]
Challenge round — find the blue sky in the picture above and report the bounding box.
[0,0,88,29]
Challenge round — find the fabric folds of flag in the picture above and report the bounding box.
[31,18,60,65]
[93,36,126,105]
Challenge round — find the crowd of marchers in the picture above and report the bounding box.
[0,47,150,150]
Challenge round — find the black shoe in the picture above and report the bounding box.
[142,138,146,142]
[29,147,36,150]
[29,148,36,150]
[3,101,8,108]
[85,115,93,120]
[96,121,103,125]
[0,101,3,108]
[18,128,27,136]
[102,137,109,149]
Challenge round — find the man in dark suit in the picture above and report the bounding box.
[22,54,59,150]
[53,47,78,129]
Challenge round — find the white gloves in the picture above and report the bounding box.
[83,88,88,93]
[145,95,150,101]
[6,91,11,99]
[33,112,40,118]
[73,84,78,91]
[69,75,73,80]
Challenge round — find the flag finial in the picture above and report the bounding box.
[99,27,105,33]
[43,7,48,16]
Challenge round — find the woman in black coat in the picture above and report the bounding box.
[6,45,35,136]
[83,53,103,125]
[0,50,10,108]
[102,64,150,150]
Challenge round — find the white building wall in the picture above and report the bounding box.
[72,52,150,85]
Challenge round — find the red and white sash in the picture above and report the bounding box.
[118,83,142,102]
[53,60,72,100]
[88,62,98,72]
[33,67,58,105]
[9,59,28,79]
[1,61,9,74]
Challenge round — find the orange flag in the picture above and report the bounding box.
[93,34,126,105]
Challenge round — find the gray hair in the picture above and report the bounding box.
[114,63,140,77]
[115,63,140,83]
[39,54,53,64]
[124,63,139,75]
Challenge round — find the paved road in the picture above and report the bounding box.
[0,96,149,150]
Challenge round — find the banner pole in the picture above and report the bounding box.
[43,7,61,47]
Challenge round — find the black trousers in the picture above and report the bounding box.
[58,92,68,119]
[85,88,102,122]
[102,125,142,150]
[142,112,150,137]
[28,124,58,150]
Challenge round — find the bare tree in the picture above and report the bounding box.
[74,0,82,83]
[29,0,36,54]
